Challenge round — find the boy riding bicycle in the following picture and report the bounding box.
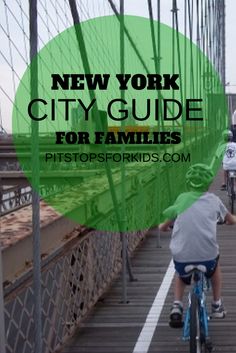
[159,164,236,328]
[215,130,236,190]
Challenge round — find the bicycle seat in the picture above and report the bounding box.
[184,264,207,274]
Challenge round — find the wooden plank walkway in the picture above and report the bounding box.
[60,171,236,353]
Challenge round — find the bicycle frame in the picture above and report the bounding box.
[183,270,210,343]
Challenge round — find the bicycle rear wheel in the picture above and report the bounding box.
[230,177,235,214]
[190,293,202,353]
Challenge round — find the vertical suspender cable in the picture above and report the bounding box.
[108,0,173,121]
[171,0,176,154]
[69,0,134,298]
[221,0,228,128]
[147,0,172,218]
[173,0,186,149]
[221,0,226,92]
[156,0,161,247]
[68,0,122,231]
[120,0,128,303]
[157,0,161,74]
[29,1,42,353]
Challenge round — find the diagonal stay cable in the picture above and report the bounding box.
[173,0,187,149]
[107,0,150,74]
[147,0,174,210]
[107,0,175,119]
[68,0,124,233]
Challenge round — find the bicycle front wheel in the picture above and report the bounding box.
[190,293,202,353]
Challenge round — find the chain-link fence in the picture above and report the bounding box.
[3,228,145,353]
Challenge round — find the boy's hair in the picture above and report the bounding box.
[185,164,213,191]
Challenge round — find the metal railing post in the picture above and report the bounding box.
[0,247,6,353]
[29,1,42,352]
[68,1,135,296]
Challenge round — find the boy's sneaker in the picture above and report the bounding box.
[221,184,226,190]
[169,303,184,328]
[211,302,226,318]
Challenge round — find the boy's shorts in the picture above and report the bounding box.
[174,255,219,285]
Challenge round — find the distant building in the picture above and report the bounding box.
[71,107,108,135]
[71,107,87,132]
[125,106,136,127]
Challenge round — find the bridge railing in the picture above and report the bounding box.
[3,227,145,353]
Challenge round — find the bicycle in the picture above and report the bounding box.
[182,264,214,353]
[226,170,236,214]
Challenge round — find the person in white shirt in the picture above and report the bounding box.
[159,164,236,328]
[215,130,236,189]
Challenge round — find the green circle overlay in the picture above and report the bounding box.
[12,15,228,232]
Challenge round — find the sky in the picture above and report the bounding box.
[0,0,235,132]
[225,0,236,93]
